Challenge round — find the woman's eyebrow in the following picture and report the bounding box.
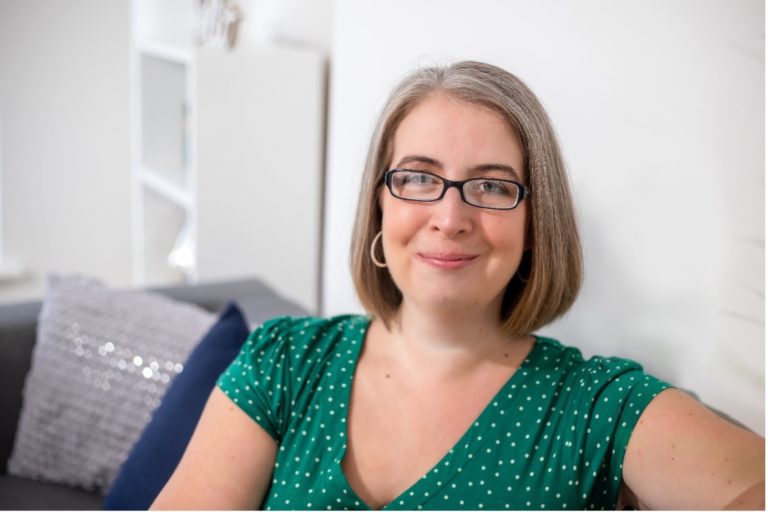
[470,163,521,180]
[395,155,442,168]
[395,155,521,180]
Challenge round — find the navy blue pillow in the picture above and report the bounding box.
[103,302,250,509]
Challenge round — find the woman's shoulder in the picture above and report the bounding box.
[241,313,371,361]
[217,314,370,441]
[531,335,669,394]
[534,335,650,371]
[255,313,370,341]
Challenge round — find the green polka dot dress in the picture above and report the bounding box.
[217,315,670,510]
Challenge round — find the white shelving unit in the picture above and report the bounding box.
[132,39,197,286]
[130,1,326,312]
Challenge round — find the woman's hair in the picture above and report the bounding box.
[350,60,582,336]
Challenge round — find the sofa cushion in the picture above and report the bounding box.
[7,274,215,494]
[103,302,250,509]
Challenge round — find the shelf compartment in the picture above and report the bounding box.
[139,166,193,210]
[139,52,190,189]
[141,187,189,286]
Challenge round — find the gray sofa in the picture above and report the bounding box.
[0,277,309,510]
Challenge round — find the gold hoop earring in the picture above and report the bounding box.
[370,231,387,268]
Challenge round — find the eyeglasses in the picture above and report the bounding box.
[383,169,529,210]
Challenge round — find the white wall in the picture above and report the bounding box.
[0,0,133,302]
[236,0,334,52]
[134,0,334,53]
[323,0,764,433]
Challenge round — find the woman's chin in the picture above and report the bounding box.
[408,292,499,316]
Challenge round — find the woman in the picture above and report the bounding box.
[152,61,764,510]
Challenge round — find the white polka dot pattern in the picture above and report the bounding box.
[217,315,670,510]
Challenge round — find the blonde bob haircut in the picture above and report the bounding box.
[351,61,582,336]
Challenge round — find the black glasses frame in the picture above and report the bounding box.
[383,169,529,210]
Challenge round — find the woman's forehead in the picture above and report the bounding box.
[388,94,525,178]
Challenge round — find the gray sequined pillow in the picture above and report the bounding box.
[8,274,215,493]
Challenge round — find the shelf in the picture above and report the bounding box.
[139,167,193,210]
[0,262,27,283]
[138,41,192,65]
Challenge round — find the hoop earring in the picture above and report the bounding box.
[370,231,387,268]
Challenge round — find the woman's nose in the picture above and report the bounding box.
[429,187,474,237]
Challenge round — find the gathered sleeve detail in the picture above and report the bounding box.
[573,355,671,507]
[216,317,295,442]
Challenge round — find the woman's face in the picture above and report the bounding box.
[379,93,528,316]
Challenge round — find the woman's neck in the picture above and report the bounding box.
[377,299,530,382]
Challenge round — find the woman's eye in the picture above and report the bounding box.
[475,180,512,195]
[403,173,437,186]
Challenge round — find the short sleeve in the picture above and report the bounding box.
[579,357,671,507]
[216,316,295,442]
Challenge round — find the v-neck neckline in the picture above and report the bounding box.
[335,316,542,510]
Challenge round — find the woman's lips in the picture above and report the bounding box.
[417,252,479,270]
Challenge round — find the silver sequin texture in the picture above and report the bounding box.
[8,274,215,494]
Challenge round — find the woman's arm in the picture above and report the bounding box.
[151,387,278,510]
[621,388,764,510]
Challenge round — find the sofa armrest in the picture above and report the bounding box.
[0,301,42,474]
[150,277,310,325]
